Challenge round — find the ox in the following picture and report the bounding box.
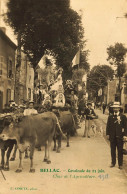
[0,115,16,171]
[53,110,76,153]
[0,112,63,173]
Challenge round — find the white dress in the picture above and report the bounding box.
[23,108,38,116]
[53,94,65,107]
[50,74,63,91]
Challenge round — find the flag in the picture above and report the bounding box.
[72,49,80,67]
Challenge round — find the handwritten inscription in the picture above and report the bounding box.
[51,169,108,180]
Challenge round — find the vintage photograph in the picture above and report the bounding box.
[0,0,127,194]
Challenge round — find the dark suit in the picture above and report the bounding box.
[106,113,127,166]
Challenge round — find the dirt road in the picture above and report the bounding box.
[0,116,127,194]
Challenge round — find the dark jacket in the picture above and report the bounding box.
[84,108,96,120]
[106,113,127,141]
[78,99,86,111]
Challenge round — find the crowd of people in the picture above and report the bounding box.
[1,81,127,170]
[1,68,87,129]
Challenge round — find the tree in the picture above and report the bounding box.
[35,56,55,85]
[107,43,127,102]
[87,65,114,98]
[4,0,84,74]
[72,68,86,84]
[4,0,85,104]
[78,50,90,72]
[107,43,127,76]
[71,48,89,94]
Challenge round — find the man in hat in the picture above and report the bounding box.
[78,95,87,119]
[83,101,96,138]
[23,101,38,116]
[70,90,80,127]
[106,102,127,169]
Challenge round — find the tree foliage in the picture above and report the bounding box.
[5,0,85,75]
[87,65,114,96]
[107,43,127,77]
[72,68,86,84]
[79,50,90,72]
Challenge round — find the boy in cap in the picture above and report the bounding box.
[83,101,96,138]
[23,101,38,116]
[106,102,127,169]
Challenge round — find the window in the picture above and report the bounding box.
[7,59,13,78]
[6,89,11,104]
[0,56,4,76]
[28,88,31,101]
[0,91,3,112]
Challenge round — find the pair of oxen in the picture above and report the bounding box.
[0,110,76,173]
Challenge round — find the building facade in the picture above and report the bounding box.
[0,28,17,112]
[15,51,34,104]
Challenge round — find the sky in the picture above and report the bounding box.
[1,0,127,69]
[71,0,127,68]
[0,0,17,43]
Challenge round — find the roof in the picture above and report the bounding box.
[0,29,17,50]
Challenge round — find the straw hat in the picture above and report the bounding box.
[28,101,34,104]
[110,102,121,108]
[87,101,92,106]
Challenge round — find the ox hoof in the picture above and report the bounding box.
[4,167,9,171]
[0,165,4,170]
[43,158,48,162]
[53,148,56,151]
[4,165,9,171]
[66,144,70,147]
[57,149,60,153]
[47,160,51,164]
[10,157,15,161]
[15,168,22,173]
[29,169,35,173]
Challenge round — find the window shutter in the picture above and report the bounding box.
[7,58,9,77]
[6,89,11,104]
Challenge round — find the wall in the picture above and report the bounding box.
[0,29,16,111]
[15,51,34,104]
